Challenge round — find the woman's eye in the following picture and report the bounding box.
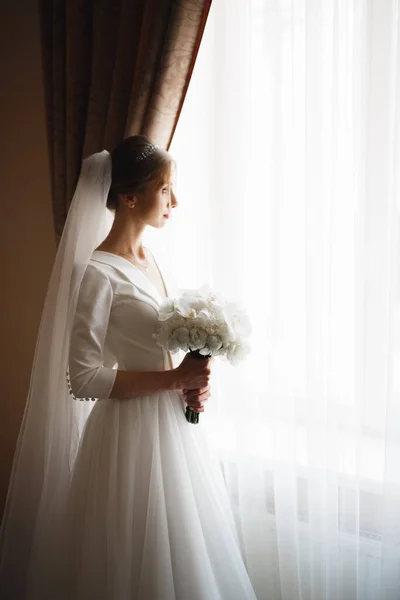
[162,187,169,193]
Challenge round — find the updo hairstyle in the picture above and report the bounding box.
[107,135,173,211]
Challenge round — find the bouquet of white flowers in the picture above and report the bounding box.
[154,285,251,424]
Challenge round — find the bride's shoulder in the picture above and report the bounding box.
[78,255,113,291]
[74,261,114,311]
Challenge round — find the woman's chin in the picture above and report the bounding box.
[150,218,168,230]
[160,215,170,227]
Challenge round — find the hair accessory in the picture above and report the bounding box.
[135,144,159,161]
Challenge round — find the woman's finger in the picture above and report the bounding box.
[185,389,211,403]
[187,403,205,412]
[183,385,211,397]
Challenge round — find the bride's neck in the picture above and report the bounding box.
[98,212,146,258]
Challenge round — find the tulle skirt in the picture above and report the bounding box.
[52,391,256,600]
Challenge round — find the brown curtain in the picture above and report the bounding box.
[39,0,212,241]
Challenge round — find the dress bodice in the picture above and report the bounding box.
[68,250,179,400]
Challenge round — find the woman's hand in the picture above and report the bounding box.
[183,385,211,413]
[174,354,211,391]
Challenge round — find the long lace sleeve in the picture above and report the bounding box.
[68,264,117,399]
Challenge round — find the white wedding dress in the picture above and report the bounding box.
[55,250,257,600]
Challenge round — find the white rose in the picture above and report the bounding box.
[170,326,190,351]
[167,337,181,352]
[169,315,186,329]
[206,334,223,351]
[189,327,208,350]
[205,321,219,335]
[199,346,211,356]
[213,323,232,345]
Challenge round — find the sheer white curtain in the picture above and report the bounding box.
[147,0,400,598]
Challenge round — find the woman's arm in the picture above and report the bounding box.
[69,265,117,399]
[109,354,211,400]
[109,369,175,399]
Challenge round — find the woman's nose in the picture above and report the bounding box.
[171,189,178,208]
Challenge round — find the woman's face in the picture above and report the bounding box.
[134,169,178,228]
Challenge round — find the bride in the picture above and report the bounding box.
[0,135,257,599]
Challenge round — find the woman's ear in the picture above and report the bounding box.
[120,193,136,209]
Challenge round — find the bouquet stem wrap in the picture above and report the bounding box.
[185,350,210,424]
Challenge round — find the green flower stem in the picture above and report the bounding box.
[185,406,199,424]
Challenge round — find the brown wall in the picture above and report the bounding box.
[0,1,55,519]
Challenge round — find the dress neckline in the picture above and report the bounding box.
[92,249,169,301]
